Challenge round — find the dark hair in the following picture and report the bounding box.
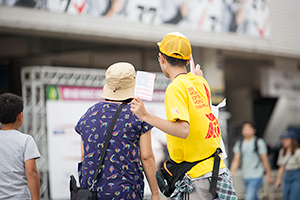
[160,52,188,67]
[242,120,257,130]
[105,98,133,104]
[0,93,24,124]
[283,138,300,156]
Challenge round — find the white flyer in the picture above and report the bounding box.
[134,71,156,101]
[211,98,228,160]
[189,54,195,74]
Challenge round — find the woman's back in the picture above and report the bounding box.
[75,101,152,199]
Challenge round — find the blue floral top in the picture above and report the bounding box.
[75,102,153,200]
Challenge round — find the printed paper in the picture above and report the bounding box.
[134,71,156,101]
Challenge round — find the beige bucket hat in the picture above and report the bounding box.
[101,62,136,101]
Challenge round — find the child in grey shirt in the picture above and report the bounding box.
[0,93,41,200]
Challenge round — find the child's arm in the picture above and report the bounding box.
[25,158,40,200]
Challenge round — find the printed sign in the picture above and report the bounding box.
[46,85,103,101]
[46,85,167,199]
[261,68,300,98]
[190,54,196,74]
[1,0,270,38]
[134,71,156,101]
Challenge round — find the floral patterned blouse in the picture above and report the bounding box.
[75,102,153,200]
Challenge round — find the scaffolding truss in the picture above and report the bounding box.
[21,66,170,199]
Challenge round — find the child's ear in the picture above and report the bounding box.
[17,112,24,121]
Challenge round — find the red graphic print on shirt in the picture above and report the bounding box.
[187,87,209,109]
[205,113,221,139]
[203,83,211,110]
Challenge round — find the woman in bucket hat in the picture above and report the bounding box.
[275,131,300,200]
[75,62,160,200]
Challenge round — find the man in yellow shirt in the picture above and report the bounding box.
[131,32,237,200]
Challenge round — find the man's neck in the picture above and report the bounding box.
[244,135,255,141]
[169,66,188,82]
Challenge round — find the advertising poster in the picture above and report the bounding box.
[1,0,270,38]
[46,85,167,199]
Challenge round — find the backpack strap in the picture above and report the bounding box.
[254,137,262,168]
[239,139,243,152]
[238,139,243,168]
[254,137,259,154]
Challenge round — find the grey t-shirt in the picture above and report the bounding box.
[0,130,41,199]
[277,148,300,170]
[233,136,267,179]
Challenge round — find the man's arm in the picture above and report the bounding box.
[130,96,189,139]
[139,130,161,200]
[260,153,274,185]
[25,158,40,200]
[230,152,241,178]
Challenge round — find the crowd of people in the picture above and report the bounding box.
[0,32,300,200]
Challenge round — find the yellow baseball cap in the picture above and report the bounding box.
[157,32,191,60]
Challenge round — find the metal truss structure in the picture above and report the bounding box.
[21,66,170,199]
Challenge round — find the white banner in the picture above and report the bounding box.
[46,100,96,199]
[46,85,167,199]
[1,0,270,38]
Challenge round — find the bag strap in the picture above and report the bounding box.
[89,102,127,191]
[209,148,222,196]
[173,148,222,196]
[186,148,221,167]
[174,148,222,177]
[254,137,262,168]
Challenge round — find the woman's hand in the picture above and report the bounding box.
[275,179,282,190]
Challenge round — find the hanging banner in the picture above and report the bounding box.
[1,0,270,38]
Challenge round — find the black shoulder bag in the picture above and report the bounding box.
[70,103,127,200]
[156,148,222,197]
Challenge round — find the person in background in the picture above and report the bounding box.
[230,121,273,200]
[75,62,160,200]
[131,32,237,200]
[0,93,41,200]
[275,131,300,200]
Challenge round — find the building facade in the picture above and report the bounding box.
[0,0,300,198]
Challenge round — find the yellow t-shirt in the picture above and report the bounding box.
[164,73,225,178]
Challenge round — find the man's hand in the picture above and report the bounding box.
[195,64,203,77]
[152,193,161,200]
[131,96,189,139]
[130,96,148,121]
[267,173,274,185]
